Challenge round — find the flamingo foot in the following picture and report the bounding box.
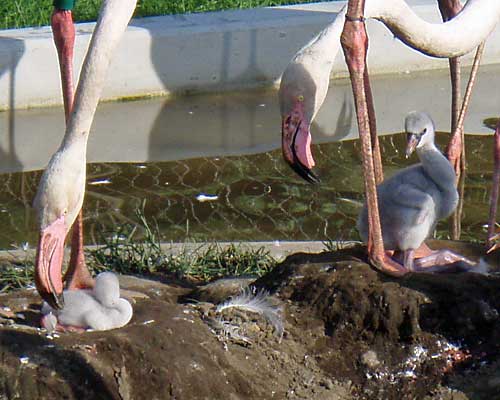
[412,250,477,272]
[369,252,408,277]
[370,244,476,276]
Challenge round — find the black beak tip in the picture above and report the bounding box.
[45,292,65,310]
[290,161,320,184]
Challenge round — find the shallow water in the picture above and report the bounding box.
[0,131,496,250]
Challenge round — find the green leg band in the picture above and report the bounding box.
[53,0,75,11]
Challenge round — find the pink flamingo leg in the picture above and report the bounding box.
[342,0,478,275]
[437,0,484,183]
[438,0,463,136]
[51,7,94,291]
[341,0,406,276]
[364,68,383,184]
[487,119,500,252]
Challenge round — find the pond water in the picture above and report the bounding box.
[0,131,496,250]
[0,66,498,250]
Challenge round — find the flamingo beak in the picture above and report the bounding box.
[35,216,67,309]
[281,114,320,184]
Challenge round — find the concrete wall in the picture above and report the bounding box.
[0,0,499,110]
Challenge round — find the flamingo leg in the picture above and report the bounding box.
[437,0,462,136]
[65,209,94,289]
[364,68,383,184]
[51,7,94,291]
[447,43,485,240]
[341,0,406,277]
[487,120,500,252]
[438,0,463,241]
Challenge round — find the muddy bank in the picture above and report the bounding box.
[0,241,499,399]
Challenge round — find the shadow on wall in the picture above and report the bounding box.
[128,6,354,161]
[0,36,25,172]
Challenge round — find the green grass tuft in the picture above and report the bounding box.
[0,262,33,293]
[88,205,276,281]
[1,0,318,30]
[0,205,276,294]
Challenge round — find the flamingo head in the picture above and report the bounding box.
[278,63,320,184]
[33,150,85,309]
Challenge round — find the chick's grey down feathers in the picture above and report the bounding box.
[42,272,133,331]
[358,111,458,251]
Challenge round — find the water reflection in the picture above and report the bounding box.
[2,64,500,174]
[0,132,495,250]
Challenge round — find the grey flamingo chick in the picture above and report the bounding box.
[41,272,133,332]
[357,112,474,271]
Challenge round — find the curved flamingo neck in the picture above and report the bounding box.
[63,0,137,147]
[298,0,500,79]
[367,0,500,58]
[293,7,347,67]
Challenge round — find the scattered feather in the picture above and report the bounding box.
[337,197,363,207]
[216,287,283,338]
[196,193,219,202]
[89,179,111,186]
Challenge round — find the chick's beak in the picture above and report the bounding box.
[406,133,419,159]
[281,114,319,184]
[35,215,67,309]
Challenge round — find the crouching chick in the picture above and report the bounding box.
[41,272,133,332]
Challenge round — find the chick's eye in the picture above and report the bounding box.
[422,128,427,134]
[297,95,304,102]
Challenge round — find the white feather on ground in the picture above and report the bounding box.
[216,286,283,339]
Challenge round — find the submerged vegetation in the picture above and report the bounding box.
[1,0,318,30]
[0,207,277,294]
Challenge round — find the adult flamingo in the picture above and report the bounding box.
[34,0,137,309]
[50,0,93,293]
[279,0,500,276]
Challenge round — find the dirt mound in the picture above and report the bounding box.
[1,241,499,399]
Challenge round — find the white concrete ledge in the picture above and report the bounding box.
[0,0,500,110]
[0,240,347,264]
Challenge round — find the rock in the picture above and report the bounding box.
[360,350,381,369]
